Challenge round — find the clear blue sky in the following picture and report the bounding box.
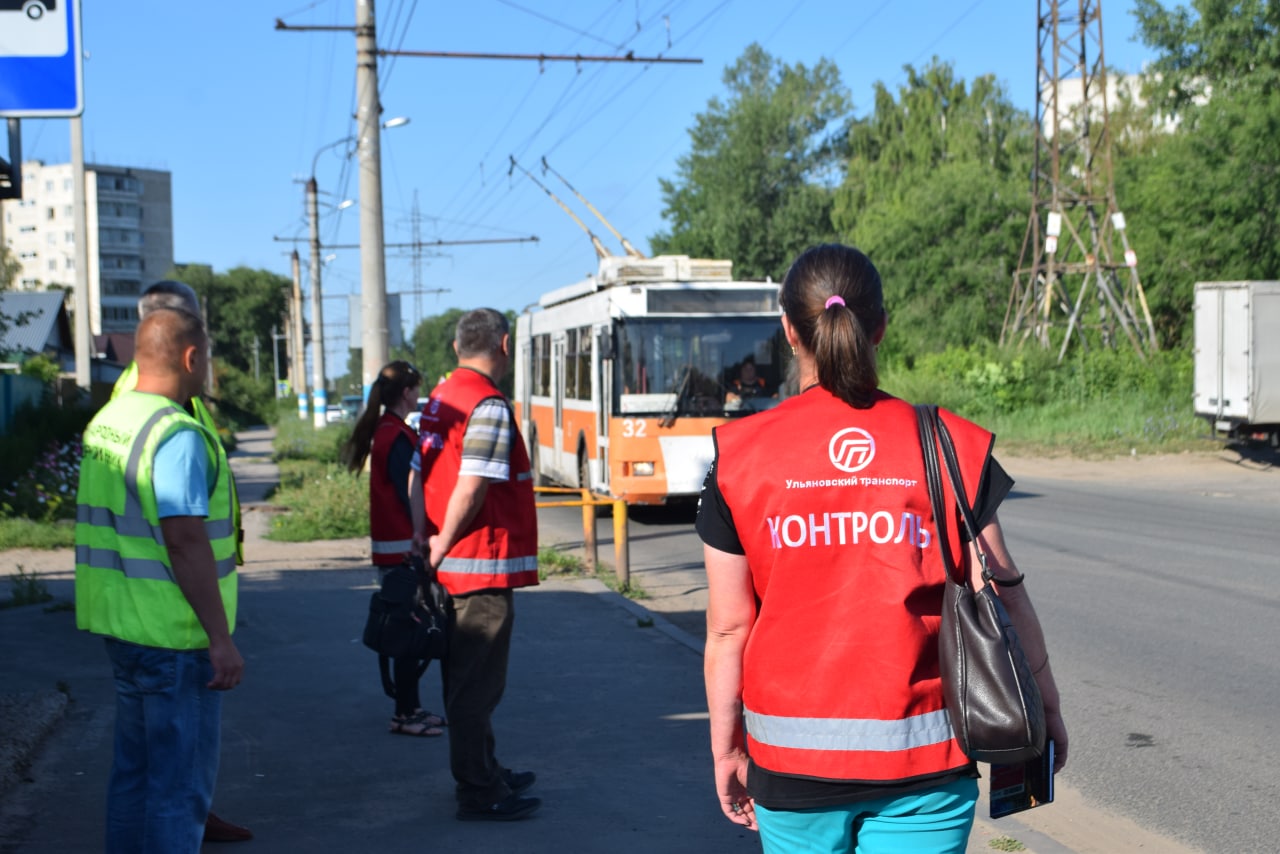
[17,0,1157,368]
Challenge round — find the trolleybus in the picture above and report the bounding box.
[514,253,790,505]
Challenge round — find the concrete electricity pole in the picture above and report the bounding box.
[290,249,308,420]
[307,177,328,428]
[356,0,388,402]
[70,117,91,391]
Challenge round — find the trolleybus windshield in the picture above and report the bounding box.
[615,316,790,417]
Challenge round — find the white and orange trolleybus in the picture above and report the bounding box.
[514,254,790,505]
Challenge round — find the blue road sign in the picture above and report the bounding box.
[0,0,84,117]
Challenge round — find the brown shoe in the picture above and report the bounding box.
[204,811,253,843]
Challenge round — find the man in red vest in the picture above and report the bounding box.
[411,308,541,822]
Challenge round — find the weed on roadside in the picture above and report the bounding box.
[538,545,648,601]
[989,837,1026,852]
[2,564,53,609]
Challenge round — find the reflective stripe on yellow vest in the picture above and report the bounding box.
[75,391,238,650]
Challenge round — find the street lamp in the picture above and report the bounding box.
[305,115,409,427]
[305,119,405,428]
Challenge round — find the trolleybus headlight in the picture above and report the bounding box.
[632,461,655,477]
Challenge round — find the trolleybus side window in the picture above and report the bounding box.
[534,333,551,397]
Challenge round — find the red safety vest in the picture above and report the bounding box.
[370,412,417,566]
[714,388,991,783]
[418,367,539,595]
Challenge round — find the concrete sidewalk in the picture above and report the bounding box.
[0,426,1182,853]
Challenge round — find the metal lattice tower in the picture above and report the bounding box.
[1002,0,1157,360]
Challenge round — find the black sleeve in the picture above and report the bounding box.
[966,456,1014,539]
[386,432,415,518]
[695,459,746,555]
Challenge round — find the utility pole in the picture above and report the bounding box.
[290,249,308,420]
[275,10,698,396]
[356,0,388,402]
[307,177,328,428]
[70,117,91,392]
[1002,0,1156,360]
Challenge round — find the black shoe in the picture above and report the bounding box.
[456,794,541,822]
[504,769,537,795]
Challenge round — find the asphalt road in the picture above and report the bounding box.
[540,453,1280,854]
[997,468,1280,854]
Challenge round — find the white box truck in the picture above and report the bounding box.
[1193,281,1280,447]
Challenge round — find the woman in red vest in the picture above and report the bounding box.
[343,361,444,737]
[699,245,1067,852]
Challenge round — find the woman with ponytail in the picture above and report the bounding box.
[342,361,445,737]
[699,244,1067,852]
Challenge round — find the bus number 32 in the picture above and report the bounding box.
[622,419,647,438]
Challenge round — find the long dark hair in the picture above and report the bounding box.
[341,360,422,474]
[780,244,885,409]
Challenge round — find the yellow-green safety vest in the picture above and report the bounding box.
[113,362,243,564]
[75,390,238,649]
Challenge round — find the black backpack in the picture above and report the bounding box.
[362,556,451,680]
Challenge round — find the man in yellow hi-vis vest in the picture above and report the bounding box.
[108,280,252,844]
[78,308,244,853]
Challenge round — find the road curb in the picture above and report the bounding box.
[0,688,69,802]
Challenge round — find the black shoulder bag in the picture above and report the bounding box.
[362,555,451,697]
[916,404,1046,763]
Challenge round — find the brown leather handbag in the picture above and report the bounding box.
[916,405,1046,763]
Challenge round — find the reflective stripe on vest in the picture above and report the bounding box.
[371,538,414,554]
[438,554,539,576]
[745,707,955,753]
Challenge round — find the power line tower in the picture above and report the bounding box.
[1002,0,1157,360]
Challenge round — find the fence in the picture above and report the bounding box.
[0,373,44,436]
[534,486,632,590]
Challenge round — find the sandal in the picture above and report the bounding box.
[389,711,444,737]
[409,708,447,728]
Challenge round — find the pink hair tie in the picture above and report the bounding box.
[825,295,846,310]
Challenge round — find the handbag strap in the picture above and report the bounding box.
[914,404,994,586]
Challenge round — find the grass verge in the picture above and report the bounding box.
[264,459,367,542]
[0,518,75,551]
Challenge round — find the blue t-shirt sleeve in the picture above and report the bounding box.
[153,427,212,518]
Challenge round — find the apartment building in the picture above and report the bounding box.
[0,160,174,335]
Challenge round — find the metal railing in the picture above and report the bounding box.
[534,486,631,590]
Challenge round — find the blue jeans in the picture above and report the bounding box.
[104,638,222,854]
[755,778,978,854]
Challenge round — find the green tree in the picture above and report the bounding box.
[1117,0,1280,347]
[412,308,466,389]
[651,44,851,279]
[172,263,291,424]
[1132,0,1280,114]
[834,61,1033,358]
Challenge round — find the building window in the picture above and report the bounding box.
[44,180,54,192]
[46,233,56,245]
[63,178,72,191]
[63,206,73,217]
[65,258,74,271]
[46,207,56,220]
[65,231,74,243]
[48,259,58,271]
